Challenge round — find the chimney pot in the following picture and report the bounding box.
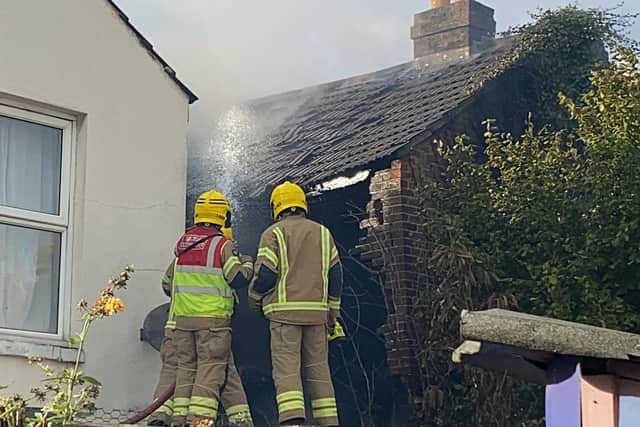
[431,0,450,8]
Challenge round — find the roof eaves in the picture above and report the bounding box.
[106,0,198,104]
[459,309,640,361]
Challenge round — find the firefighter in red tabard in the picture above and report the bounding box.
[148,224,253,427]
[169,190,254,426]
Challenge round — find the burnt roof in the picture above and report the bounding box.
[106,0,198,104]
[245,39,513,194]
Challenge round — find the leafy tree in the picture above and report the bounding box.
[415,7,640,427]
[493,6,636,121]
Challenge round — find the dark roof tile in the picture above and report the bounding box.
[106,0,198,104]
[243,40,513,195]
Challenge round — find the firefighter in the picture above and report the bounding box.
[171,191,254,426]
[149,227,254,427]
[147,258,177,427]
[248,181,343,426]
[220,353,253,426]
[217,227,254,427]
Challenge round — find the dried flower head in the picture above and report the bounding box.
[27,356,43,365]
[10,394,25,405]
[103,297,125,316]
[30,387,47,402]
[85,385,100,399]
[44,383,60,393]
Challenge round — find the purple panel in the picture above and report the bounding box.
[619,395,640,427]
[545,359,581,427]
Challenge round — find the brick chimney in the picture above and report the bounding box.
[411,0,496,64]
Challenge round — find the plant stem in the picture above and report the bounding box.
[65,317,92,424]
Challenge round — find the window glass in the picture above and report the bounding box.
[0,115,62,215]
[0,223,61,333]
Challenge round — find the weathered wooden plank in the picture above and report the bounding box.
[606,360,640,382]
[451,340,551,384]
[460,309,640,360]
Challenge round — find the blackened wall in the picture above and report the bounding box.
[352,66,547,416]
[310,181,397,427]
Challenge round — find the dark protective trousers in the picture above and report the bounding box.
[270,321,339,426]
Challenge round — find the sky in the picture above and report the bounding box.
[114,0,640,143]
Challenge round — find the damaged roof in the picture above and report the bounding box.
[106,0,198,104]
[246,39,513,194]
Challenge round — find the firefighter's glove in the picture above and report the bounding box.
[239,254,254,265]
[231,241,240,256]
[327,310,338,335]
[248,294,262,314]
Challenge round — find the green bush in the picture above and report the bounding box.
[415,6,639,426]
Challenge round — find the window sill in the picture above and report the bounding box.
[0,337,82,363]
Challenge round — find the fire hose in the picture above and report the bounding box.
[123,383,175,425]
[130,303,346,425]
[124,324,345,424]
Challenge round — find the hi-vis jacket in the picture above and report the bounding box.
[162,259,177,330]
[249,214,343,325]
[169,227,253,323]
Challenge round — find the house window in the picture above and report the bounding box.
[0,104,73,337]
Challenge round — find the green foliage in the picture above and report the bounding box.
[0,266,133,427]
[415,6,640,427]
[414,132,545,426]
[482,5,637,125]
[470,47,640,329]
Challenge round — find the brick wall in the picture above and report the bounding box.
[356,145,438,398]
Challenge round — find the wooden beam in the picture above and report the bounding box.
[452,340,552,384]
[606,360,640,382]
[460,309,640,360]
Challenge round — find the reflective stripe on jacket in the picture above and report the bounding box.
[162,259,177,329]
[251,215,341,325]
[172,228,234,319]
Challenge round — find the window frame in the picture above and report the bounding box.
[0,103,75,344]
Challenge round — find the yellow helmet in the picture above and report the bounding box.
[221,226,234,240]
[270,181,308,220]
[194,190,231,227]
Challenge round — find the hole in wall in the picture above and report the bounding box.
[373,199,384,225]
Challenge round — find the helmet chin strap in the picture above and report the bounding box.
[197,222,221,230]
[277,207,306,221]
